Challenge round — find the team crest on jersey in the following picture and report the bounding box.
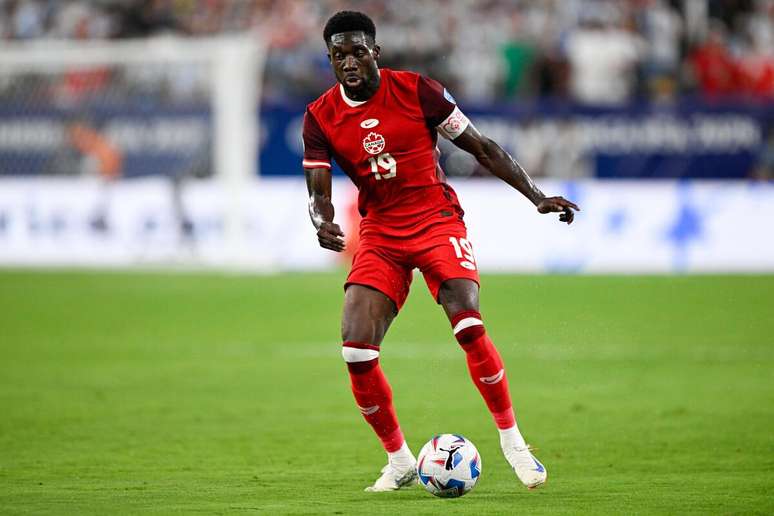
[363,131,385,154]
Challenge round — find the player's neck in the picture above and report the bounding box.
[341,70,381,102]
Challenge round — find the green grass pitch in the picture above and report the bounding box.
[1,270,773,514]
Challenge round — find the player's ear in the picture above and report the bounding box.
[372,44,381,61]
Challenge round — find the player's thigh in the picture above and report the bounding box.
[417,230,481,319]
[438,278,480,321]
[345,245,412,310]
[343,246,411,345]
[342,284,398,345]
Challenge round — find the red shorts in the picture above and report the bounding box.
[345,221,480,310]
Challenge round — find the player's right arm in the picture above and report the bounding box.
[306,167,345,252]
[302,109,345,252]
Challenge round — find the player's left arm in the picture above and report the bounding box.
[418,75,579,223]
[451,125,580,224]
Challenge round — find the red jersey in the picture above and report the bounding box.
[302,69,471,240]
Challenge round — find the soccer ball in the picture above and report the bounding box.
[416,434,482,498]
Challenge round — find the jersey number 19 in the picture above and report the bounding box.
[368,153,397,180]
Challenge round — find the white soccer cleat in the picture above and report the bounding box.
[364,461,417,492]
[502,444,547,489]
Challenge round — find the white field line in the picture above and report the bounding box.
[270,341,774,362]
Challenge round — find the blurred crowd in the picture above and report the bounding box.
[1,0,773,104]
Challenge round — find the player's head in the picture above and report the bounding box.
[323,11,380,94]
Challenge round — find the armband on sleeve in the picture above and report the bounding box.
[436,106,470,140]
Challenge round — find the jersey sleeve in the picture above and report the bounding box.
[417,75,470,140]
[302,109,331,169]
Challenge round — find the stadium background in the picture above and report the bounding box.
[1,0,772,514]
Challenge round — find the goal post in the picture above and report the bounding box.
[0,34,265,267]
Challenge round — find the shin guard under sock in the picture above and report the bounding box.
[451,311,516,430]
[342,341,405,452]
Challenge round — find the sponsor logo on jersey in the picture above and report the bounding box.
[479,369,504,385]
[443,88,457,104]
[362,132,385,155]
[360,118,379,128]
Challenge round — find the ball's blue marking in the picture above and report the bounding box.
[452,451,463,469]
[418,457,432,485]
[440,478,467,497]
[470,457,481,479]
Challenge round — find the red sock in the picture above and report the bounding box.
[342,341,404,452]
[451,311,516,429]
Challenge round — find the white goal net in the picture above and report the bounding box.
[0,35,283,268]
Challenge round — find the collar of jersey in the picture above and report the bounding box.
[338,69,382,107]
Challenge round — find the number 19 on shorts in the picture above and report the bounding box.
[449,237,477,270]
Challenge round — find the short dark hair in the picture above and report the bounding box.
[323,11,376,44]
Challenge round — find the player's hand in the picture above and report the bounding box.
[317,221,346,252]
[537,196,580,225]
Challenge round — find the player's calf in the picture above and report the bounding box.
[450,311,547,489]
[451,310,515,429]
[342,342,405,452]
[342,342,416,491]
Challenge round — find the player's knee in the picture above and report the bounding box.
[342,342,380,373]
[342,327,377,346]
[451,310,486,345]
[341,319,389,345]
[438,279,480,314]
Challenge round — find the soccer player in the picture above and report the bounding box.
[303,11,579,492]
